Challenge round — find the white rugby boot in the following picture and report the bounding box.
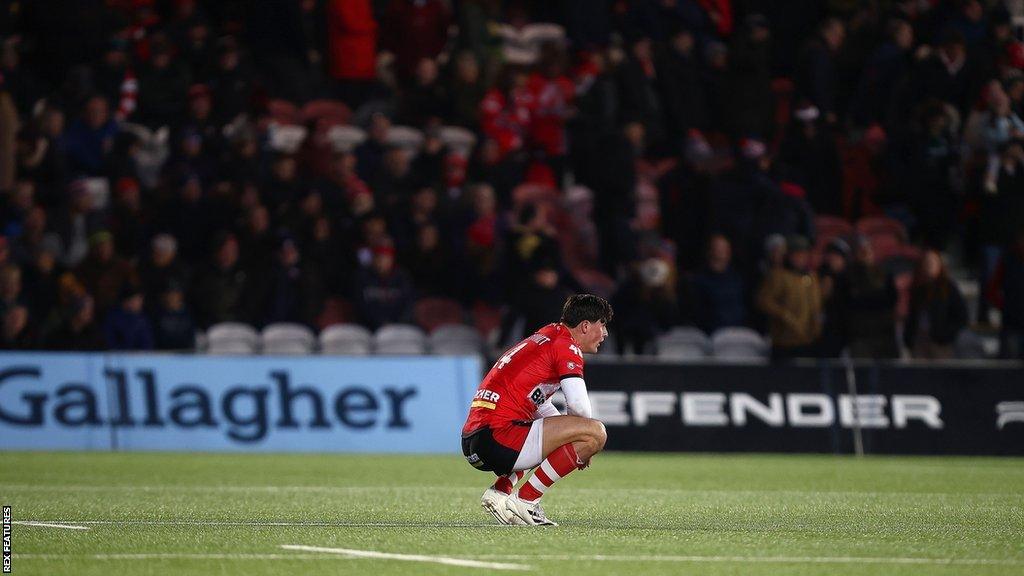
[481,487,525,525]
[504,493,557,526]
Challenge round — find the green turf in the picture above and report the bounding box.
[1,451,1022,575]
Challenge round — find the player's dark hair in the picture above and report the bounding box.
[560,294,613,327]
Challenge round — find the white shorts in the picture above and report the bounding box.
[512,418,544,471]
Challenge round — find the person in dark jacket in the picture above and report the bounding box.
[988,228,1024,359]
[103,285,154,350]
[353,243,415,330]
[816,237,851,358]
[152,281,196,350]
[690,234,747,334]
[904,249,967,359]
[44,294,106,351]
[612,257,679,355]
[846,236,900,359]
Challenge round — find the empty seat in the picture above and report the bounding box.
[656,327,711,360]
[374,323,427,354]
[301,99,352,125]
[856,216,907,241]
[207,322,259,354]
[711,327,769,359]
[414,298,466,333]
[438,126,477,157]
[814,215,854,242]
[430,324,483,355]
[385,126,424,153]
[320,323,373,355]
[326,125,367,153]
[261,323,315,355]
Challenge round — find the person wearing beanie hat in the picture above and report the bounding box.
[756,232,823,360]
[103,283,154,350]
[817,236,852,357]
[353,240,415,330]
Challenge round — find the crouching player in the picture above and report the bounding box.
[461,294,611,526]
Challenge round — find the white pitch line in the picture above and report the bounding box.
[17,553,353,560]
[16,519,501,528]
[477,553,1024,567]
[281,544,531,571]
[11,521,90,531]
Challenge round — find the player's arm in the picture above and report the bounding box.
[559,376,592,419]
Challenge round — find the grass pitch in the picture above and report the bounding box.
[1,451,1022,575]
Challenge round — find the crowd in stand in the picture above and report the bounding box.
[0,0,1023,360]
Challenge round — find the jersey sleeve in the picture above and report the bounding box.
[553,338,585,380]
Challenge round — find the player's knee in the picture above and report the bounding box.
[588,419,607,451]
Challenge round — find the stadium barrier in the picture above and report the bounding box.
[0,352,481,453]
[582,360,1024,455]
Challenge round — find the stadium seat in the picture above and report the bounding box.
[267,123,307,154]
[429,324,483,355]
[319,323,373,355]
[261,323,315,355]
[267,99,301,124]
[856,216,907,242]
[413,298,466,333]
[301,99,352,125]
[374,324,427,354]
[385,126,425,154]
[206,322,259,354]
[656,327,711,360]
[325,125,367,153]
[711,327,769,360]
[472,301,503,344]
[815,215,854,242]
[438,126,477,157]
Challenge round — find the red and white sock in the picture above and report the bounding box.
[515,443,583,503]
[492,470,525,495]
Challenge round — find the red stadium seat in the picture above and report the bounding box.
[414,298,467,333]
[856,216,907,242]
[301,99,352,125]
[815,215,854,243]
[267,99,301,124]
[472,301,503,341]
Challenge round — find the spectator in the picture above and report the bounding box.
[22,239,63,326]
[191,232,252,327]
[816,238,851,358]
[103,285,154,350]
[152,281,196,350]
[136,35,192,129]
[778,103,843,215]
[63,95,118,176]
[503,257,574,343]
[690,234,747,334]
[74,231,137,316]
[658,26,707,137]
[448,51,486,129]
[756,235,822,359]
[206,37,252,124]
[796,17,845,124]
[846,236,900,359]
[399,57,448,127]
[904,249,968,359]
[380,0,452,83]
[259,236,325,327]
[0,305,35,349]
[988,228,1024,359]
[138,234,189,313]
[44,294,105,351]
[0,263,25,317]
[353,243,415,329]
[327,0,379,107]
[403,223,451,297]
[612,257,678,355]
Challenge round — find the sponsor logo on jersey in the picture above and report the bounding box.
[471,389,500,410]
[529,386,545,406]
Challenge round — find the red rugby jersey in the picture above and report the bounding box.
[462,323,585,435]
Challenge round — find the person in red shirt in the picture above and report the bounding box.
[462,294,612,526]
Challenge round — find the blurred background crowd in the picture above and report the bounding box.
[1,0,1023,360]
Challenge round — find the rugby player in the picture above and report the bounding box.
[461,294,611,526]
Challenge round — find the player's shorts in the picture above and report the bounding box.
[461,419,544,475]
